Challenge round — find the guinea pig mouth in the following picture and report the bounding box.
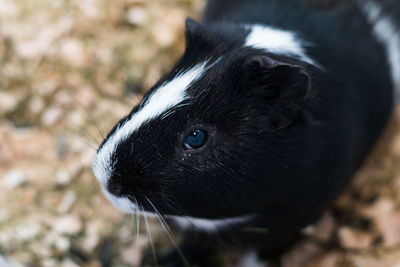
[101,187,139,214]
[101,186,159,217]
[101,183,254,232]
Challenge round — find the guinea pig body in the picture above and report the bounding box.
[93,0,400,264]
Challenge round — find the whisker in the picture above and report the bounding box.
[121,213,135,234]
[163,196,195,225]
[161,102,191,120]
[134,197,141,247]
[145,197,188,265]
[100,120,106,139]
[63,132,97,151]
[62,118,100,146]
[163,196,222,239]
[143,205,158,266]
[66,90,106,140]
[136,211,141,247]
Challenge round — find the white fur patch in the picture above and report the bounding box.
[171,215,252,232]
[237,251,268,267]
[93,62,209,201]
[101,188,137,214]
[361,1,400,97]
[244,24,317,66]
[101,188,164,217]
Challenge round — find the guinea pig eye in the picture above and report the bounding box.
[183,129,208,150]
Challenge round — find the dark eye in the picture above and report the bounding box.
[183,129,208,150]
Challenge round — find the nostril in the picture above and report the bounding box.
[107,181,125,197]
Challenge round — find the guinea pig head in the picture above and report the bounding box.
[93,19,310,223]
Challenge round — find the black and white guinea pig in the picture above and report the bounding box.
[93,0,400,265]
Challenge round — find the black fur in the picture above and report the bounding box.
[96,0,398,265]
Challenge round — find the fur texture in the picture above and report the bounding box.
[93,0,399,264]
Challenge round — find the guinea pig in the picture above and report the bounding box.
[93,0,400,265]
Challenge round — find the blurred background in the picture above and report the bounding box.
[1,0,400,266]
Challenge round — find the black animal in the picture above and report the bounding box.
[93,0,400,265]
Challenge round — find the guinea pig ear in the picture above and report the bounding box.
[244,55,311,131]
[185,17,216,49]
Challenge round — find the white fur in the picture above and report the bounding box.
[361,1,400,97]
[101,188,137,214]
[93,62,209,204]
[101,189,163,217]
[244,24,317,66]
[171,215,252,232]
[237,251,268,267]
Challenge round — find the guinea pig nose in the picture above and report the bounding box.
[107,181,125,197]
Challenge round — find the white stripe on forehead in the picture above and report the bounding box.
[361,1,400,99]
[244,24,318,66]
[93,61,210,187]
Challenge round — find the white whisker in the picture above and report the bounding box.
[134,197,141,247]
[100,120,106,140]
[143,206,158,266]
[63,119,100,146]
[145,197,188,265]
[63,132,97,151]
[66,90,106,140]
